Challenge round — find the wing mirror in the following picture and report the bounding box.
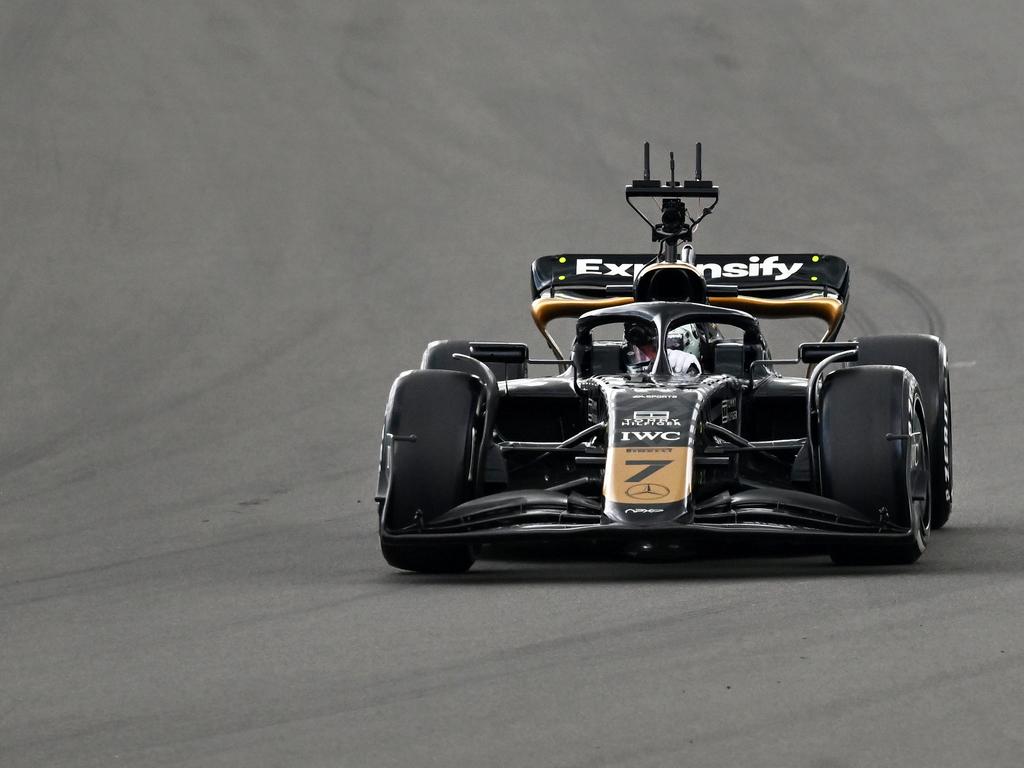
[798,342,859,364]
[467,342,529,365]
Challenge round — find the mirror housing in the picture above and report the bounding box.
[799,341,858,364]
[468,342,529,365]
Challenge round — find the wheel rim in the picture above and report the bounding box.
[908,402,930,550]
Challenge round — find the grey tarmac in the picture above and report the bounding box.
[1,2,1021,767]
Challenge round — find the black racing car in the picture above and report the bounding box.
[375,144,952,572]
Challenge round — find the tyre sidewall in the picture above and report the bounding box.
[378,369,482,531]
[856,333,951,527]
[820,365,930,561]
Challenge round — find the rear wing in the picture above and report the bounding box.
[530,253,850,357]
[531,253,849,301]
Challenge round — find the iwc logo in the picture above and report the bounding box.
[625,483,670,500]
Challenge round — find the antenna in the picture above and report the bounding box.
[625,141,718,263]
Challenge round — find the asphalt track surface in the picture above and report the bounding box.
[2,3,1023,766]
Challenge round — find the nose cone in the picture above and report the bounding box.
[604,499,692,526]
[601,444,693,523]
[599,388,699,526]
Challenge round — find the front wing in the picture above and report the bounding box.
[380,485,916,556]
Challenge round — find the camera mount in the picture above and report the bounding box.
[625,141,719,264]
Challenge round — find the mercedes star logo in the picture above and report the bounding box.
[625,483,670,500]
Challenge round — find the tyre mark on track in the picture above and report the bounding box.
[0,311,335,483]
[842,306,881,338]
[0,511,362,591]
[862,265,947,338]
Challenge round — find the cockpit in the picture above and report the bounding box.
[623,319,705,376]
[573,302,769,379]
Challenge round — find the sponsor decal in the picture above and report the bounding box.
[634,410,668,420]
[624,507,662,515]
[619,430,683,442]
[624,458,673,482]
[625,483,671,500]
[604,446,691,505]
[720,398,738,425]
[622,410,681,427]
[575,255,803,282]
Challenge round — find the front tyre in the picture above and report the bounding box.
[380,541,475,574]
[377,369,481,573]
[819,365,931,565]
[856,334,952,528]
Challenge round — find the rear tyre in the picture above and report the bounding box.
[820,365,931,565]
[377,369,481,573]
[856,334,952,528]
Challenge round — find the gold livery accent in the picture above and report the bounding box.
[603,446,691,505]
[709,294,845,338]
[531,296,633,358]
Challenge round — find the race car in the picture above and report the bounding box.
[375,144,952,573]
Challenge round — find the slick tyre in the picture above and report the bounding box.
[378,369,481,573]
[820,365,931,565]
[856,334,952,528]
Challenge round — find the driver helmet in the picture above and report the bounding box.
[624,320,657,373]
